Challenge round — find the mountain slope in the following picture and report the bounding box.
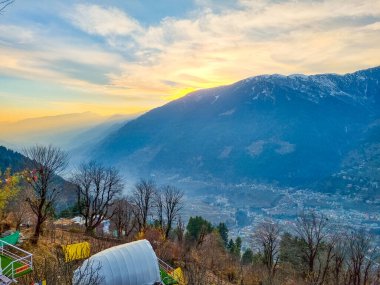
[0,112,106,149]
[93,67,380,187]
[67,114,137,166]
[0,146,27,173]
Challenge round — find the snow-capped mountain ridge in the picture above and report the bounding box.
[90,66,380,188]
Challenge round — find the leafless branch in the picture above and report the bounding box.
[71,161,123,235]
[131,179,156,232]
[23,145,68,243]
[253,219,281,284]
[0,0,14,13]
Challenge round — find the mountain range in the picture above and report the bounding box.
[90,66,380,191]
[0,112,136,151]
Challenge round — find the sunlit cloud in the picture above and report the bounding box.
[0,0,379,122]
[67,4,143,37]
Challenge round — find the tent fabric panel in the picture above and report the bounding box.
[74,239,161,285]
[0,231,20,246]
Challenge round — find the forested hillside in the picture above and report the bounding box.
[0,146,27,173]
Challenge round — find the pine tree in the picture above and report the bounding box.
[217,222,229,247]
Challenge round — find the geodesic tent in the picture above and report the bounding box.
[74,239,161,285]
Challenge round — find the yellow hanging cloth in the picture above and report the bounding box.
[171,267,186,285]
[62,242,90,262]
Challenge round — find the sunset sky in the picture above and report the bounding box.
[1,0,380,122]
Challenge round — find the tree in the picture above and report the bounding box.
[346,230,376,285]
[161,185,183,238]
[72,161,123,235]
[34,249,104,285]
[295,211,329,275]
[235,237,242,257]
[131,179,156,232]
[154,188,164,228]
[72,259,104,285]
[110,197,136,238]
[242,248,254,265]
[331,232,349,285]
[0,0,13,13]
[217,222,229,247]
[7,187,30,231]
[186,216,213,245]
[253,220,281,283]
[0,168,20,219]
[174,216,185,242]
[227,238,236,253]
[279,232,306,272]
[23,145,68,244]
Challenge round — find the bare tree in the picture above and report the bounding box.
[131,179,156,232]
[0,0,13,13]
[295,211,329,276]
[72,259,104,285]
[346,230,376,285]
[7,188,30,230]
[154,189,164,228]
[330,232,349,285]
[176,216,185,243]
[28,249,104,285]
[162,185,183,239]
[111,197,136,239]
[23,145,68,244]
[72,161,123,235]
[253,220,281,284]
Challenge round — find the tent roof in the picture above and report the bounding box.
[74,239,161,285]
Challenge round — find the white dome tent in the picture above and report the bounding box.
[74,239,162,285]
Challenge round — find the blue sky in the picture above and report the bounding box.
[1,0,380,121]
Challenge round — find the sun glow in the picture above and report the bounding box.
[0,0,379,123]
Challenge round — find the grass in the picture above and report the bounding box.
[0,254,32,278]
[160,269,178,285]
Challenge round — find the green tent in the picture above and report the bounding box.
[0,231,20,246]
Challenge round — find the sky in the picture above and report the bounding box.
[1,0,380,122]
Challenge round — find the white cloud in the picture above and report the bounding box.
[106,0,380,92]
[67,4,142,36]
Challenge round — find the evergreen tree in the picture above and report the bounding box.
[242,248,254,265]
[227,238,236,253]
[217,222,229,247]
[186,216,213,243]
[235,236,242,257]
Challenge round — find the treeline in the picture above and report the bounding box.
[1,144,380,285]
[1,145,184,244]
[170,213,380,285]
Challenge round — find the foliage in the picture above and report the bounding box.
[216,222,229,247]
[0,168,21,216]
[186,216,213,243]
[58,203,81,218]
[227,237,242,257]
[280,232,307,271]
[242,248,254,265]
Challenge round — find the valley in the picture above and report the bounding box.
[180,181,380,246]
